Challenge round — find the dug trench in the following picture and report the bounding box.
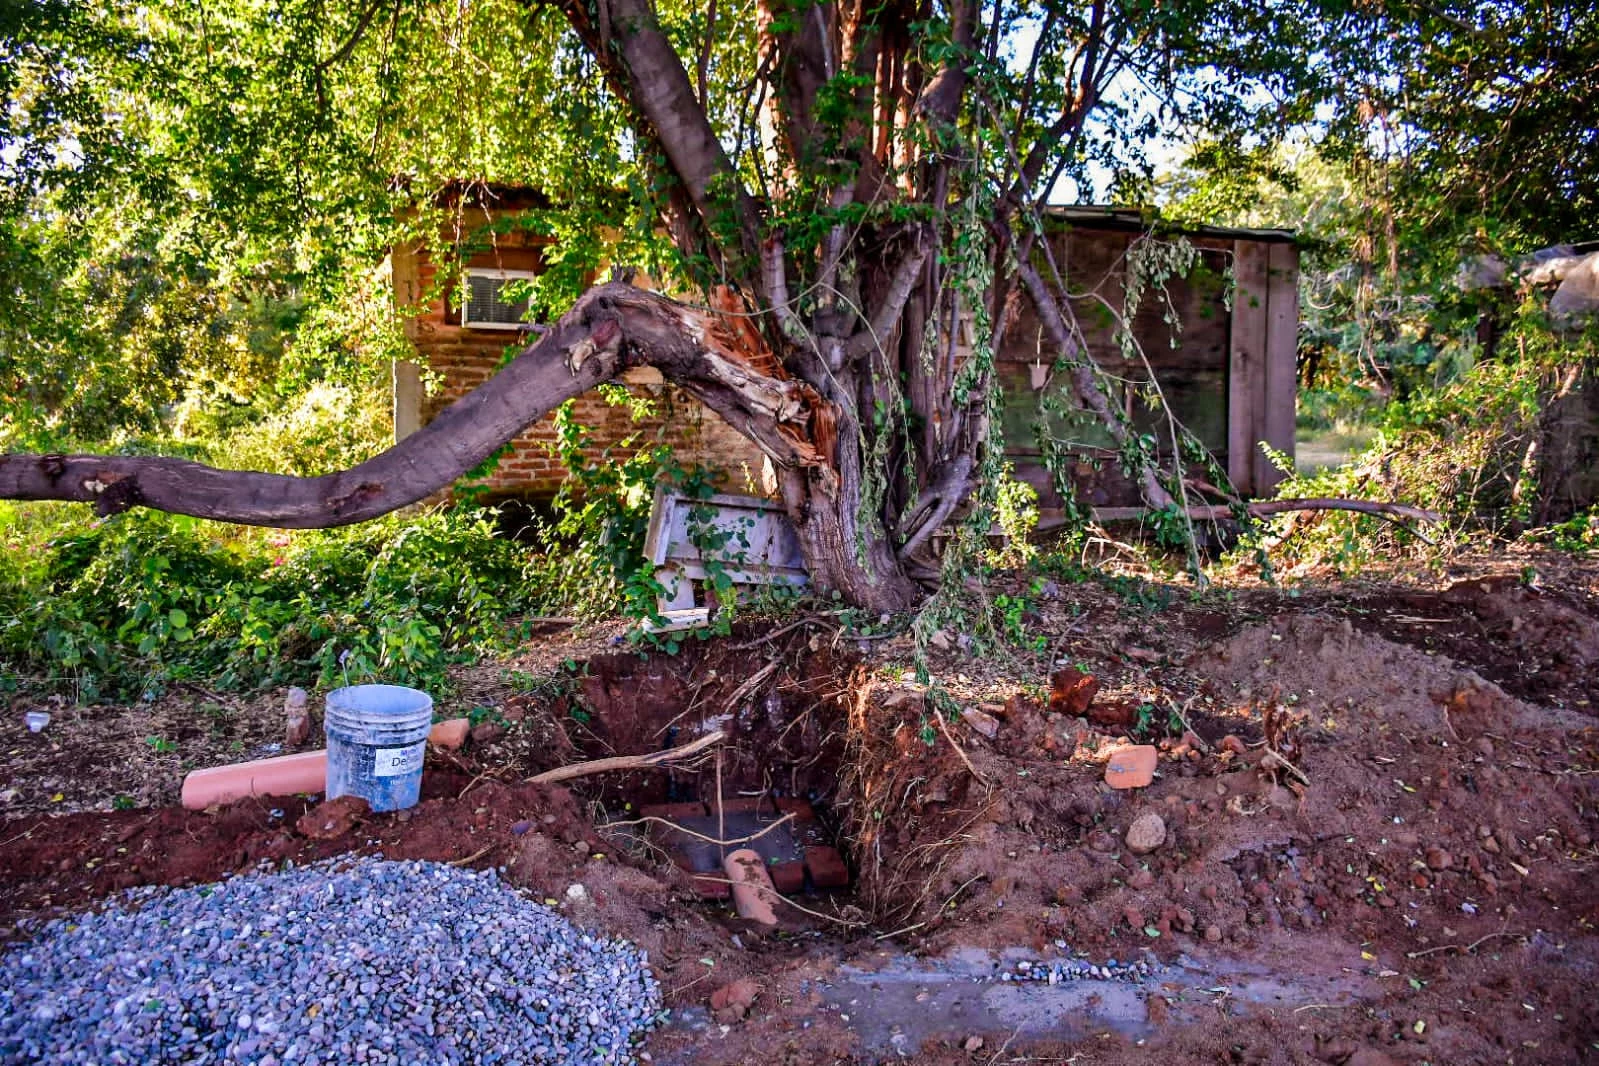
[2,578,1599,1064]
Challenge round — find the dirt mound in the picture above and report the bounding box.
[1346,575,1599,707]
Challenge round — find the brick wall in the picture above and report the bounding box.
[393,229,770,501]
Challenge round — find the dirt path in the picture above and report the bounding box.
[2,566,1597,1063]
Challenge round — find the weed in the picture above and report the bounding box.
[144,735,177,754]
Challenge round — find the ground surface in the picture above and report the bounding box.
[2,551,1597,1064]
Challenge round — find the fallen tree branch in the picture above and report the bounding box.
[0,284,828,526]
[528,729,726,784]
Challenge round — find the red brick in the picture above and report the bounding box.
[769,860,805,895]
[714,796,776,817]
[804,845,849,889]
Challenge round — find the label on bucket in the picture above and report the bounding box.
[373,741,426,778]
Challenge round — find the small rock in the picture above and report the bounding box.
[284,688,311,748]
[1472,736,1495,758]
[963,1035,984,1053]
[1424,847,1453,871]
[960,706,999,740]
[1104,745,1158,790]
[1049,666,1100,717]
[470,720,506,745]
[1204,925,1222,942]
[1219,735,1248,756]
[1125,812,1167,855]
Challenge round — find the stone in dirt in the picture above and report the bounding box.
[710,978,761,1022]
[471,720,506,745]
[283,687,310,748]
[1048,666,1100,716]
[1104,744,1158,789]
[295,795,370,840]
[1126,812,1167,854]
[960,706,1000,739]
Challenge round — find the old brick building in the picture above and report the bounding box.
[390,195,1298,512]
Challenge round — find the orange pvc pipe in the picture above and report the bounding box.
[181,750,327,810]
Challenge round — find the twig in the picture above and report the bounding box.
[1167,697,1211,754]
[603,812,796,848]
[715,749,726,862]
[1406,930,1525,959]
[729,614,833,650]
[874,921,925,940]
[935,710,989,786]
[689,873,865,926]
[447,844,495,867]
[529,730,726,784]
[1262,746,1310,786]
[1292,1003,1353,1014]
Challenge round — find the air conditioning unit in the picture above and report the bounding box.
[461,268,538,330]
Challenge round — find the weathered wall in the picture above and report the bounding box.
[392,207,1298,509]
[998,218,1298,511]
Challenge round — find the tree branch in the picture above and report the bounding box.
[0,284,832,526]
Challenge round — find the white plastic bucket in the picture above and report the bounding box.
[324,684,433,812]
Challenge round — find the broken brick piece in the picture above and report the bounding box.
[428,718,470,751]
[1104,744,1158,789]
[804,845,850,889]
[769,860,806,895]
[724,849,780,925]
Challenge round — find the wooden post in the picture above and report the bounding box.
[1229,240,1270,494]
[1261,243,1300,494]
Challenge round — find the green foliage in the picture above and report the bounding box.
[0,503,551,702]
[1254,312,1599,572]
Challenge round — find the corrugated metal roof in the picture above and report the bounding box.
[1045,205,1298,244]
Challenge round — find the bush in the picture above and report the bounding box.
[0,504,549,702]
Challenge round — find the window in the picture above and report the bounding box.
[461,268,539,330]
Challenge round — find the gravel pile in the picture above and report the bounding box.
[996,955,1153,984]
[0,858,662,1065]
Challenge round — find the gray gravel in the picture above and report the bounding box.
[996,953,1153,984]
[0,857,662,1065]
